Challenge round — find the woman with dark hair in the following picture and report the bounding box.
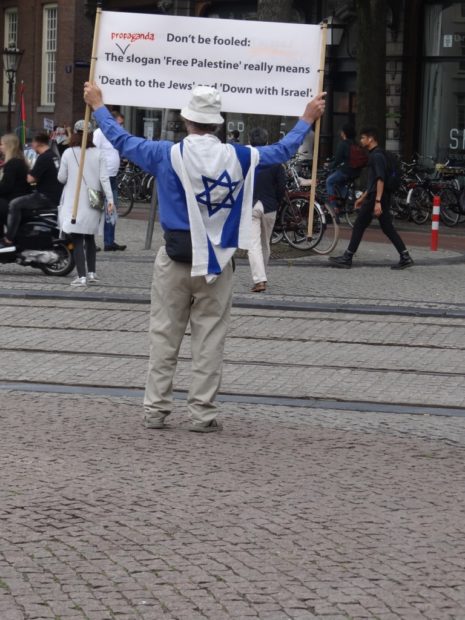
[0,133,31,247]
[57,120,114,287]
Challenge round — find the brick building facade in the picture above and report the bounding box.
[0,0,92,136]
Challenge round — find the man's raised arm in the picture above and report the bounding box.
[257,92,326,168]
[83,81,167,171]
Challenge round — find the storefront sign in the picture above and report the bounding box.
[95,11,323,116]
[443,34,453,48]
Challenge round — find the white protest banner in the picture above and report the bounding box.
[43,117,54,131]
[95,11,323,116]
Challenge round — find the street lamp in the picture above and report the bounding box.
[2,46,24,132]
[320,16,345,160]
[326,15,345,47]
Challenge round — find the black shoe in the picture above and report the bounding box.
[329,252,353,268]
[391,252,414,270]
[95,246,101,252]
[104,242,127,251]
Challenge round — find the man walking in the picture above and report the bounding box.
[329,127,413,270]
[84,82,325,432]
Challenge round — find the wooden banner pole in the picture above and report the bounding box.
[71,2,103,224]
[307,22,328,238]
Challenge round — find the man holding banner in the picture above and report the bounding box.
[84,81,325,432]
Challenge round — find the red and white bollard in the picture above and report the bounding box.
[431,195,440,251]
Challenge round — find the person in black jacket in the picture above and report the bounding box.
[0,133,63,253]
[248,127,287,292]
[329,127,413,270]
[0,133,31,246]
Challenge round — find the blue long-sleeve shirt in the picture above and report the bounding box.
[93,106,311,231]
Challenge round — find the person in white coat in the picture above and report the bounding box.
[58,119,114,287]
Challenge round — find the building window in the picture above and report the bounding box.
[420,2,465,162]
[41,4,57,106]
[2,8,18,106]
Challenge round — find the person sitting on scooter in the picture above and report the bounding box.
[0,133,31,249]
[0,133,63,253]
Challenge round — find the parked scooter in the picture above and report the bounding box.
[0,208,75,276]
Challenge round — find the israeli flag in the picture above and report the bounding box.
[171,134,259,282]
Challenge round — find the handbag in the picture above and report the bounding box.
[72,148,105,211]
[87,187,105,211]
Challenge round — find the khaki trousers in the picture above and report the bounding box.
[248,201,277,284]
[143,246,233,425]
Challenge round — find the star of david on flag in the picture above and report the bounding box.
[195,170,240,217]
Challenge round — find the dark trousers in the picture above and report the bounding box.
[7,192,55,241]
[0,198,9,234]
[103,176,117,247]
[70,233,96,277]
[348,198,407,255]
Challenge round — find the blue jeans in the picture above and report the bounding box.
[104,176,118,247]
[326,169,350,207]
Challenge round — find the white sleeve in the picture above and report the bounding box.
[57,150,69,184]
[98,150,113,203]
[93,129,103,149]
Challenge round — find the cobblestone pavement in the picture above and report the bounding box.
[1,298,465,408]
[1,393,465,620]
[1,218,465,619]
[0,219,464,310]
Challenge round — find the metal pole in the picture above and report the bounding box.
[6,75,13,132]
[144,181,158,250]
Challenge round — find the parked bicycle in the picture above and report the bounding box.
[116,161,155,217]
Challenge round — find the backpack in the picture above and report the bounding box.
[348,143,369,170]
[383,150,401,192]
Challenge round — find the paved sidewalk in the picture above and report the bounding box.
[1,391,465,620]
[0,218,464,312]
[2,217,465,620]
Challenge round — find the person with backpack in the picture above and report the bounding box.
[329,126,414,270]
[325,124,366,212]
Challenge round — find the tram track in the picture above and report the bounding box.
[1,379,464,419]
[0,344,463,379]
[2,287,465,318]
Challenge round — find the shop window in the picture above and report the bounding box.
[419,3,465,161]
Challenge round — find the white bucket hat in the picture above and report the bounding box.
[74,119,94,133]
[181,86,224,125]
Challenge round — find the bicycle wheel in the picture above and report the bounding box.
[344,203,358,228]
[311,202,340,255]
[408,187,431,225]
[117,181,135,217]
[270,229,284,244]
[438,187,460,227]
[390,190,410,220]
[281,198,323,250]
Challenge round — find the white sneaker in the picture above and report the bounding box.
[87,272,99,284]
[70,276,87,287]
